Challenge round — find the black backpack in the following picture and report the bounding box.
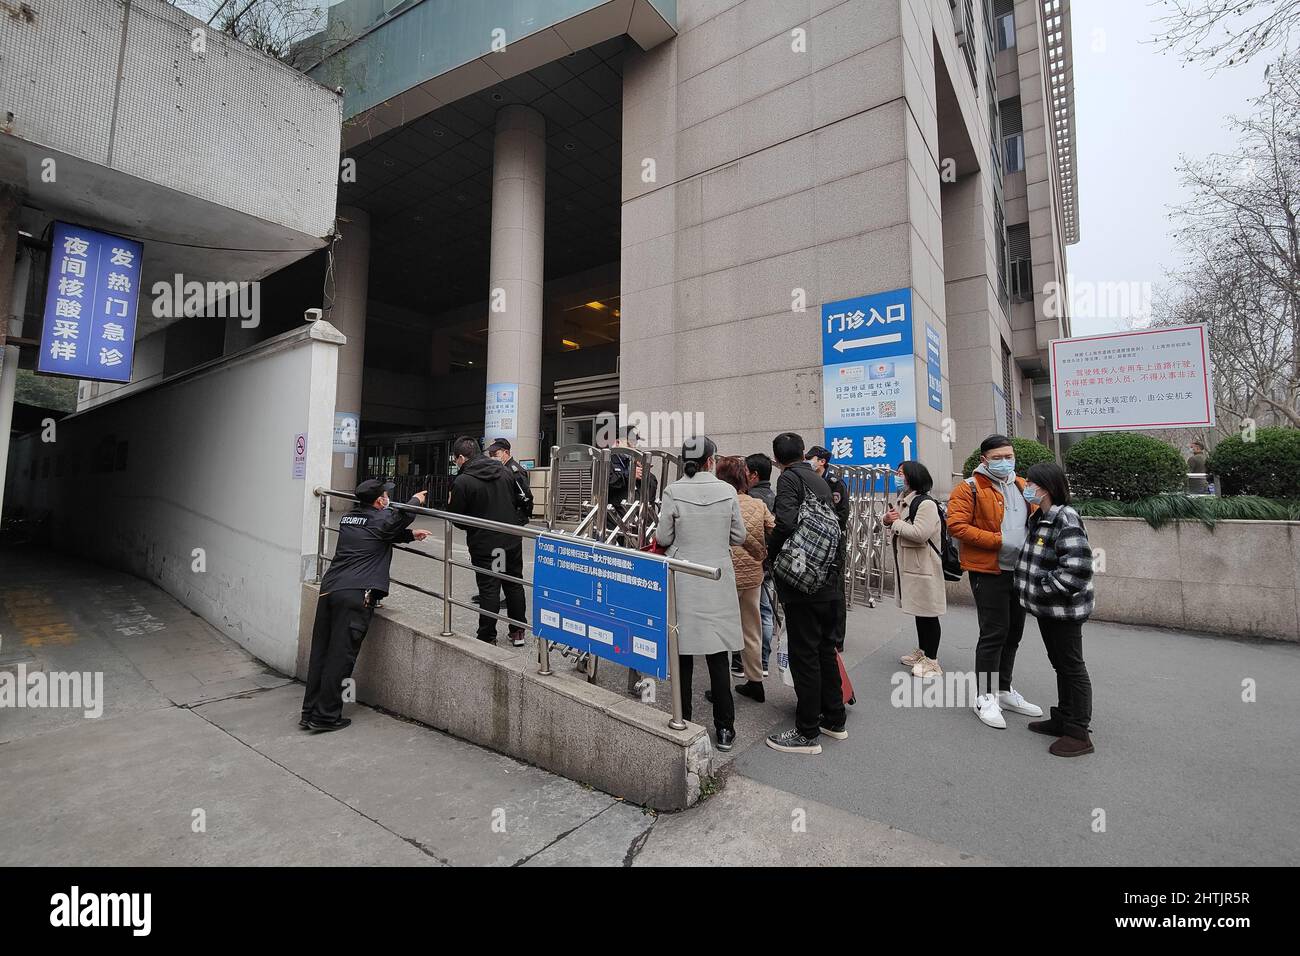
[907,493,963,582]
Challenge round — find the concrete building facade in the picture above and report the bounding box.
[298,0,1079,493]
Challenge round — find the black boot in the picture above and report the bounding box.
[735,680,765,702]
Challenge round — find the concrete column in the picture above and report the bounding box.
[485,105,545,462]
[0,188,25,518]
[326,206,370,490]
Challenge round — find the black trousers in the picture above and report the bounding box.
[471,544,526,642]
[969,570,1026,695]
[302,589,373,723]
[679,651,734,732]
[1038,617,1092,738]
[915,616,941,659]
[785,599,844,738]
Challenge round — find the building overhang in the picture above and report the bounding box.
[307,0,675,149]
[0,0,342,338]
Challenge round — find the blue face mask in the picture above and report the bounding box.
[986,458,1016,479]
[1023,485,1041,504]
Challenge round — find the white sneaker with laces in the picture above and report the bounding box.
[900,648,926,667]
[973,693,1007,729]
[998,687,1043,717]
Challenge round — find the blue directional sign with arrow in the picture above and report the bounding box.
[821,287,919,467]
[821,288,914,367]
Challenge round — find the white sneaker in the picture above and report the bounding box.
[973,693,1006,729]
[998,687,1043,717]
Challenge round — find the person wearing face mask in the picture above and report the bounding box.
[946,435,1042,730]
[1015,463,1096,757]
[301,479,432,732]
[448,436,529,646]
[884,461,946,679]
[652,436,747,752]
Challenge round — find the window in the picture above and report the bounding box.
[1008,223,1033,301]
[994,0,1016,50]
[999,96,1023,173]
[996,12,1015,50]
[1004,132,1025,172]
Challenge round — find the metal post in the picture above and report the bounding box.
[537,631,552,675]
[440,516,454,637]
[667,569,686,731]
[315,492,328,584]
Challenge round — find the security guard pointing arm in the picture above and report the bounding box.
[300,479,431,732]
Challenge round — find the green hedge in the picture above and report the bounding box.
[960,437,1055,478]
[1075,495,1300,529]
[1206,428,1300,498]
[1063,432,1185,501]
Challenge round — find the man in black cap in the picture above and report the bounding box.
[486,438,534,525]
[806,446,851,651]
[449,436,528,646]
[300,479,431,731]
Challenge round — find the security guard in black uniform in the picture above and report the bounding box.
[300,479,431,731]
[806,447,851,652]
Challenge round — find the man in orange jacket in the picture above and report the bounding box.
[947,434,1043,730]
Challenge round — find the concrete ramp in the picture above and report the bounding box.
[297,583,714,810]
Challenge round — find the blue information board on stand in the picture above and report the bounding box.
[532,534,670,680]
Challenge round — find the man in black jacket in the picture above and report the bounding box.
[766,433,845,755]
[448,436,528,646]
[487,438,534,524]
[806,445,851,651]
[301,479,431,732]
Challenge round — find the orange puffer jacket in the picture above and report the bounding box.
[946,472,1033,574]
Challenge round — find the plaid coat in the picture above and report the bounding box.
[1014,504,1095,621]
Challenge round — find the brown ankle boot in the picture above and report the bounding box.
[1049,734,1095,757]
[1028,719,1063,736]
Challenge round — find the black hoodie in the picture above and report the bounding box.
[448,454,521,556]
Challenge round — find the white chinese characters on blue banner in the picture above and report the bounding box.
[925,323,944,411]
[532,534,670,680]
[821,287,917,467]
[38,222,141,383]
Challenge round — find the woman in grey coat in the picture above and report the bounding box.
[654,436,747,751]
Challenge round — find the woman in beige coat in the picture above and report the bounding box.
[883,460,947,679]
[716,456,774,703]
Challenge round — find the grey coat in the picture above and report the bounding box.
[654,471,747,655]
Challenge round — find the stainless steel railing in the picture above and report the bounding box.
[313,487,720,730]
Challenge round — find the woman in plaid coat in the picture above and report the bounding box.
[1014,462,1096,757]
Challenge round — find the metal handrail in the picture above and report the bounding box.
[313,486,720,730]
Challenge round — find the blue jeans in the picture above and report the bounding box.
[760,580,775,668]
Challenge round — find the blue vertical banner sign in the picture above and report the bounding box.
[532,533,670,679]
[821,287,918,466]
[38,222,142,383]
[925,323,944,411]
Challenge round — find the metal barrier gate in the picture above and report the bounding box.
[839,465,896,608]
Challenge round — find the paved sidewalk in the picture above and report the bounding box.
[3,545,1298,866]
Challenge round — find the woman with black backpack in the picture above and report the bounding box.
[884,461,947,679]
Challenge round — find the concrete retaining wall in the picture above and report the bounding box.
[296,584,713,810]
[944,517,1300,642]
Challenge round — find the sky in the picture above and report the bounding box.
[1066,0,1270,335]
